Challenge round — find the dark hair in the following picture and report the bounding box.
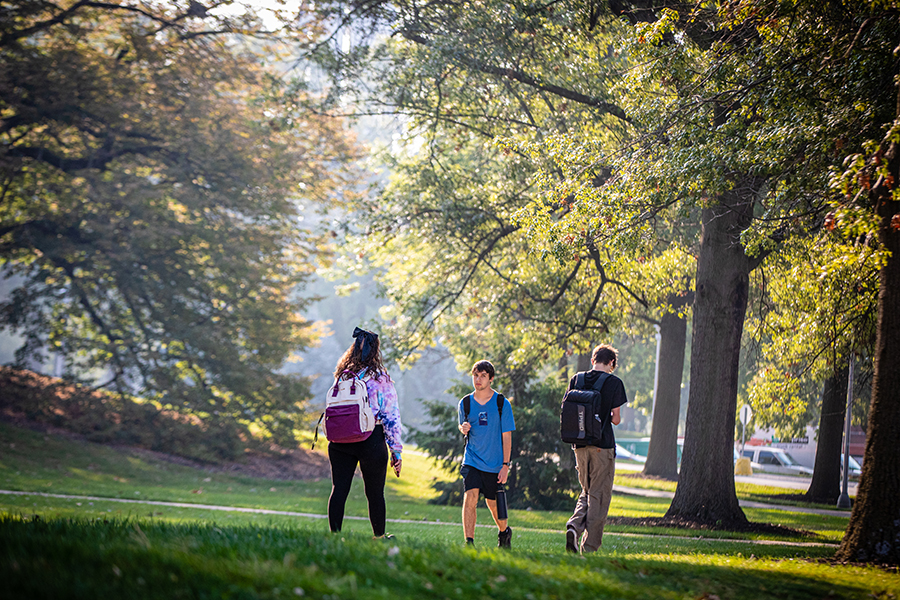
[334,328,387,380]
[591,344,618,368]
[471,360,495,379]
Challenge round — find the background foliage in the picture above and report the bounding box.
[0,1,360,445]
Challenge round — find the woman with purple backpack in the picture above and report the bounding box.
[326,327,403,539]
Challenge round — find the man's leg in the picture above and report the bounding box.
[486,497,513,548]
[581,447,615,553]
[566,447,590,552]
[484,498,508,532]
[462,487,480,541]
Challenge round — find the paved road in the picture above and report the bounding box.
[615,461,856,517]
[735,472,858,496]
[612,485,852,517]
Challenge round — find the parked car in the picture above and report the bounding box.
[617,437,686,464]
[741,447,813,476]
[842,454,863,480]
[615,444,647,463]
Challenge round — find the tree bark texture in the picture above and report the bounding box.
[577,352,592,373]
[558,353,569,383]
[643,309,687,480]
[837,139,900,564]
[666,192,755,526]
[804,362,849,504]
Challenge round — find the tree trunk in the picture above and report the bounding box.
[643,308,687,480]
[576,352,592,373]
[804,362,849,504]
[665,190,756,526]
[837,137,900,565]
[558,353,569,383]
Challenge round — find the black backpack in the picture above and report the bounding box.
[560,371,611,445]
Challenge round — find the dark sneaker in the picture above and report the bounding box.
[565,528,578,553]
[465,538,475,546]
[498,526,512,549]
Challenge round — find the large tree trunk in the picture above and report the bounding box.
[837,137,900,565]
[643,308,687,480]
[665,190,756,526]
[804,362,849,504]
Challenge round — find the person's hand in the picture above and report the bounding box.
[459,422,471,436]
[391,453,402,477]
[498,464,509,484]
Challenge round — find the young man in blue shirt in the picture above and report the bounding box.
[457,360,516,548]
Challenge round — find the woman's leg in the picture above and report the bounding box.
[327,443,358,532]
[358,426,389,536]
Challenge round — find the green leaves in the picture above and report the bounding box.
[0,1,359,443]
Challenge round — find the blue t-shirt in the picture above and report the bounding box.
[458,391,516,473]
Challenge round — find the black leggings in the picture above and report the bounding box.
[327,424,388,536]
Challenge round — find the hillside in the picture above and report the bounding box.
[0,366,328,480]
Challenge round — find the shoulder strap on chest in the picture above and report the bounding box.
[464,392,504,421]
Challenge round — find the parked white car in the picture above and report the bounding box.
[615,444,647,463]
[842,454,863,480]
[740,447,813,476]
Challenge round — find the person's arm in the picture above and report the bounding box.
[610,406,622,426]
[458,399,471,436]
[498,431,512,484]
[372,375,403,475]
[609,377,627,426]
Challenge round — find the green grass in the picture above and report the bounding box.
[2,515,896,600]
[0,422,846,542]
[2,421,897,598]
[0,422,848,541]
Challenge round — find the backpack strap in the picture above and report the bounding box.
[311,412,325,450]
[591,372,613,433]
[464,392,504,420]
[575,372,586,390]
[463,392,505,443]
[592,372,610,392]
[574,370,608,392]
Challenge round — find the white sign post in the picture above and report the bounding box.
[739,404,753,454]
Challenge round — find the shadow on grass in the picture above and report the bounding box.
[1,515,889,600]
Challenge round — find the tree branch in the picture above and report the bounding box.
[7,144,171,173]
[398,30,631,123]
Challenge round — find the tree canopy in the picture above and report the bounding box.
[0,0,359,443]
[307,0,900,563]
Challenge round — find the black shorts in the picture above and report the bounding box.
[461,465,499,500]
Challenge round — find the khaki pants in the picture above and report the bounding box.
[566,446,615,553]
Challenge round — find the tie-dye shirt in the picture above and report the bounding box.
[361,369,403,457]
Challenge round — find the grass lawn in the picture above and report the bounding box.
[2,421,896,599]
[2,515,896,600]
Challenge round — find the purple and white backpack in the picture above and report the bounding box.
[314,370,376,446]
